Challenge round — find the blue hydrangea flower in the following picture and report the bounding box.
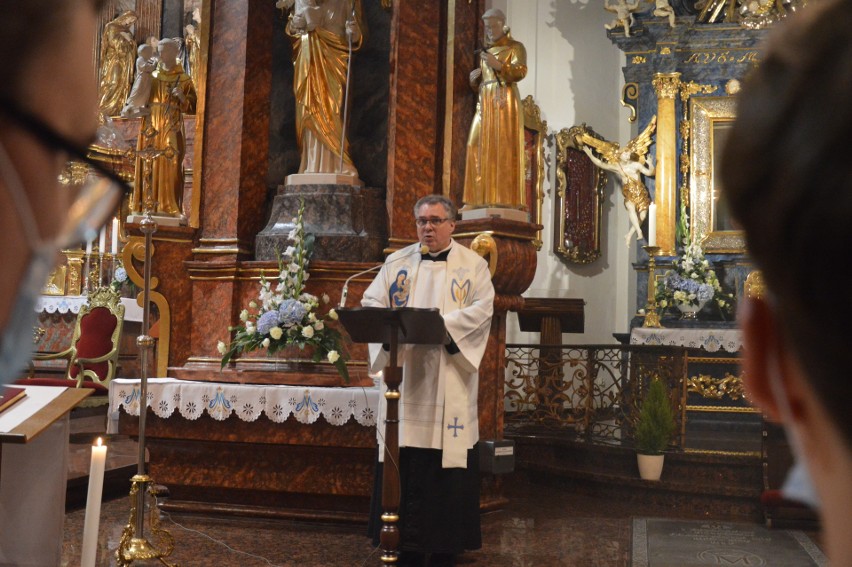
[114,267,128,283]
[278,299,307,327]
[697,284,715,302]
[257,310,280,335]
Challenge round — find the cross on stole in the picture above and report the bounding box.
[447,417,464,438]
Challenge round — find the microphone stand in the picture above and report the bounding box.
[339,246,429,308]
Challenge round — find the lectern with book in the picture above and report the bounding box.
[337,306,446,565]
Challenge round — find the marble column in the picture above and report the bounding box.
[652,72,680,256]
[181,0,274,373]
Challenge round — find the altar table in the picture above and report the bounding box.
[110,378,380,522]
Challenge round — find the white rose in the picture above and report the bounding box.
[249,301,258,309]
[328,309,338,321]
[262,338,270,348]
[327,350,340,363]
[660,300,668,308]
[217,341,227,355]
[322,293,330,304]
[240,309,249,322]
[245,322,256,335]
[314,320,324,331]
[302,326,314,339]
[638,308,646,315]
[270,327,283,340]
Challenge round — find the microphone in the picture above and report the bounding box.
[338,244,429,308]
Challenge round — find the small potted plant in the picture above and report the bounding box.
[634,378,676,481]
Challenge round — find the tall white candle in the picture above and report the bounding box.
[111,218,119,255]
[648,203,657,247]
[85,239,93,256]
[98,227,106,253]
[80,437,107,567]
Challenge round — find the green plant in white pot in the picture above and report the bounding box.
[635,378,676,481]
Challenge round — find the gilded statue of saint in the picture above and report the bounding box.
[577,116,657,246]
[98,11,138,117]
[462,9,528,210]
[278,0,363,177]
[130,38,197,218]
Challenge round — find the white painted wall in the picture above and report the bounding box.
[488,0,638,345]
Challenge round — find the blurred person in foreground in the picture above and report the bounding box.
[0,0,123,385]
[721,0,852,561]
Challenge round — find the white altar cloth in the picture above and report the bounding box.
[37,295,144,322]
[108,377,379,434]
[630,327,742,353]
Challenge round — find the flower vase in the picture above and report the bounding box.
[676,298,709,320]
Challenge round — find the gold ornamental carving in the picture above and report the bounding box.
[621,83,639,123]
[678,81,717,206]
[652,73,680,100]
[688,372,746,401]
[745,270,765,300]
[471,233,498,277]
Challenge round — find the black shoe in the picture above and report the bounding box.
[428,553,456,567]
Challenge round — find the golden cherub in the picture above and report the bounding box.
[576,116,657,247]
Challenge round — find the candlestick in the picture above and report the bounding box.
[111,218,119,255]
[98,227,106,253]
[81,437,107,567]
[648,203,657,247]
[642,245,663,328]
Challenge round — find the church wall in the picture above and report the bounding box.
[491,1,636,344]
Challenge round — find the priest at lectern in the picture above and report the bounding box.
[363,195,494,566]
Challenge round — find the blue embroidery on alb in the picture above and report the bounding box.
[447,417,464,438]
[389,268,410,307]
[451,279,471,305]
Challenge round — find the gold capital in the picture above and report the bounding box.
[652,72,681,100]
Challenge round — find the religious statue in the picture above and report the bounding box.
[462,9,528,210]
[576,116,657,246]
[120,43,158,118]
[184,8,202,88]
[654,0,677,28]
[278,0,363,178]
[97,11,138,117]
[130,38,197,218]
[604,0,640,37]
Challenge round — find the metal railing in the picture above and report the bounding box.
[504,344,688,448]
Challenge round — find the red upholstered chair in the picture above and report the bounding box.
[19,287,125,406]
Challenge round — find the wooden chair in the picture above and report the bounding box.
[20,287,125,407]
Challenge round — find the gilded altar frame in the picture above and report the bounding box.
[689,96,745,253]
[553,125,607,264]
[522,96,547,250]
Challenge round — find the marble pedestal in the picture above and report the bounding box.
[255,184,387,262]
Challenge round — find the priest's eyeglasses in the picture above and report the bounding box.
[0,97,130,248]
[415,217,451,227]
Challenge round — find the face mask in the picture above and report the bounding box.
[0,141,58,385]
[767,357,821,510]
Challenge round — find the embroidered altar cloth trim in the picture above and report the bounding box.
[630,328,742,353]
[107,378,379,434]
[37,295,144,322]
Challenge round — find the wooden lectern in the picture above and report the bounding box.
[337,307,446,565]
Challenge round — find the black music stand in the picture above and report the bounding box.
[337,307,446,565]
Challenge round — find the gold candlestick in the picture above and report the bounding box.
[643,245,663,328]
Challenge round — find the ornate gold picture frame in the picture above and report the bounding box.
[553,125,607,264]
[689,96,745,253]
[522,96,547,250]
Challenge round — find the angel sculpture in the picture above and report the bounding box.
[604,0,641,37]
[654,0,677,28]
[576,116,657,247]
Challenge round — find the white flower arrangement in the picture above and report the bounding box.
[219,200,348,380]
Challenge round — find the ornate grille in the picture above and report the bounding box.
[504,344,687,448]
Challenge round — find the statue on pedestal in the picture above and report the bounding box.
[120,43,158,118]
[98,11,138,117]
[184,8,202,88]
[576,116,657,246]
[278,0,363,180]
[462,9,528,212]
[130,38,196,219]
